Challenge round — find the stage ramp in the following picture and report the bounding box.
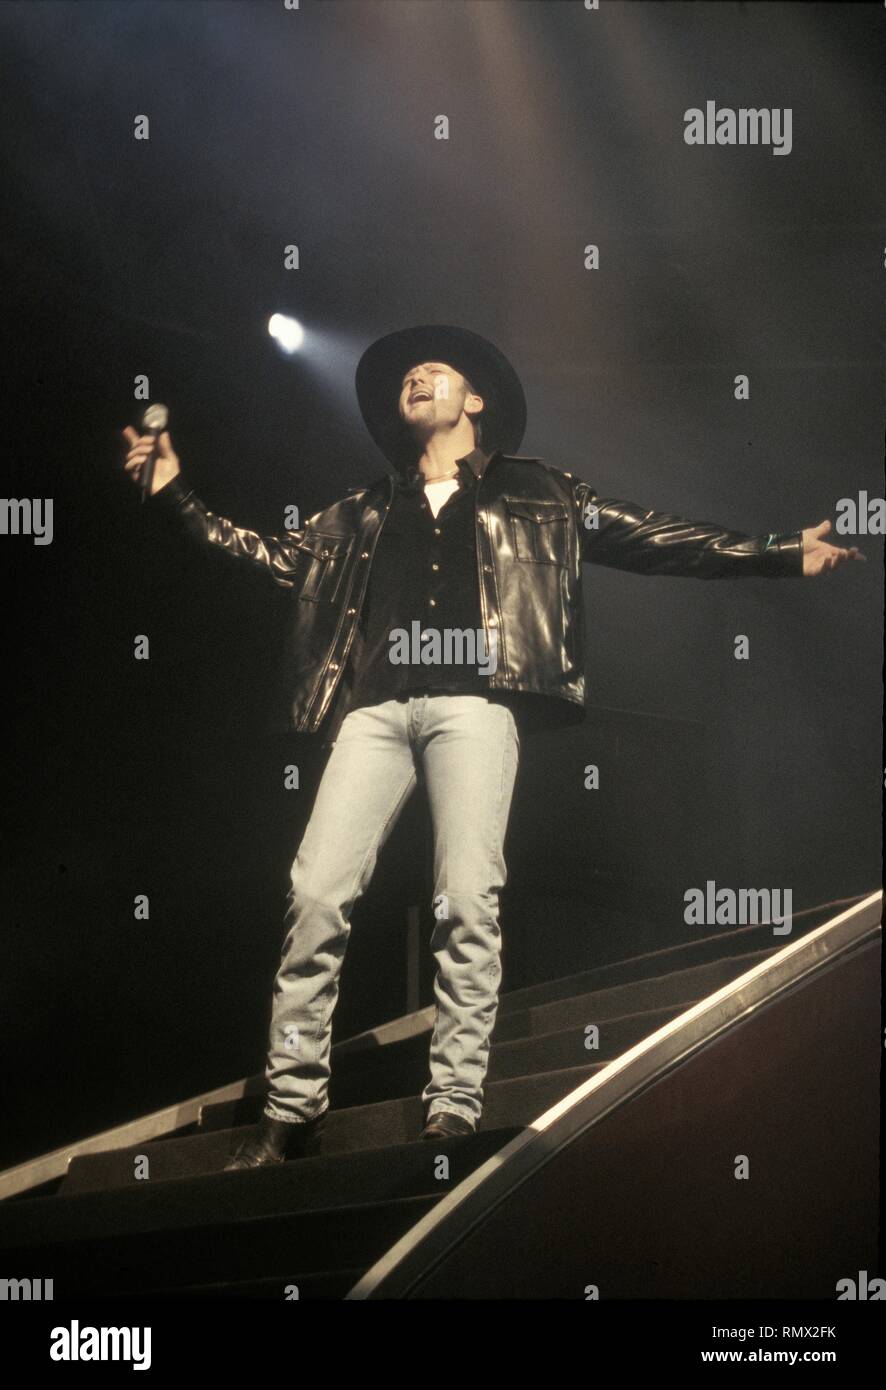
[0,893,878,1300]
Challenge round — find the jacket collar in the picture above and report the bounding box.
[401,446,492,491]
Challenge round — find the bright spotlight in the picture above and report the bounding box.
[268,314,305,354]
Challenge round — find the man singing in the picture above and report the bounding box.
[121,324,862,1168]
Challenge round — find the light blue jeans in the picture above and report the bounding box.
[263,692,521,1129]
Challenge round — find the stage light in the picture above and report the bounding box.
[268,314,304,353]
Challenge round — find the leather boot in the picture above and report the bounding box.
[224,1111,327,1171]
[421,1111,476,1140]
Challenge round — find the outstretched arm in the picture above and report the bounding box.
[572,478,863,579]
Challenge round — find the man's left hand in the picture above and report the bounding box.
[801,519,866,577]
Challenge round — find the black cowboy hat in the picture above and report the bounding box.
[355,325,527,471]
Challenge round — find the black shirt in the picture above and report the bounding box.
[324,447,544,744]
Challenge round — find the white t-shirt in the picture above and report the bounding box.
[424,477,460,519]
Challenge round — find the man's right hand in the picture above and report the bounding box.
[121,426,181,495]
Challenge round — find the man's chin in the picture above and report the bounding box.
[401,418,433,443]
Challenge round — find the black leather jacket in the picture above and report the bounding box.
[149,451,803,740]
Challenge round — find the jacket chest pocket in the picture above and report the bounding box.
[297,531,353,602]
[504,497,568,566]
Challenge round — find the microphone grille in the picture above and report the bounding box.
[142,403,169,432]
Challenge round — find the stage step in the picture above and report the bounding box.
[495,921,790,1014]
[57,949,774,1195]
[57,1062,595,1195]
[200,999,693,1130]
[202,948,777,1135]
[0,1127,524,1299]
[0,1127,519,1249]
[0,1190,442,1298]
[492,946,776,1040]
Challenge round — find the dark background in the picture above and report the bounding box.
[0,0,882,1168]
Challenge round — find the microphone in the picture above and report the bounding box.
[139,402,169,503]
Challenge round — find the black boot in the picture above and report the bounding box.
[224,1111,327,1171]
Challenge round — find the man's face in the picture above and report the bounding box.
[398,361,483,441]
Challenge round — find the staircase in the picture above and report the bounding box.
[0,896,879,1299]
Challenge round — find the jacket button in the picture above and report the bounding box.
[487,615,498,626]
[360,550,369,559]
[346,607,356,616]
[429,598,437,607]
[434,527,441,535]
[431,562,439,571]
[329,661,339,670]
[484,563,493,573]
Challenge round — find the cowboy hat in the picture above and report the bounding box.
[355,324,527,470]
